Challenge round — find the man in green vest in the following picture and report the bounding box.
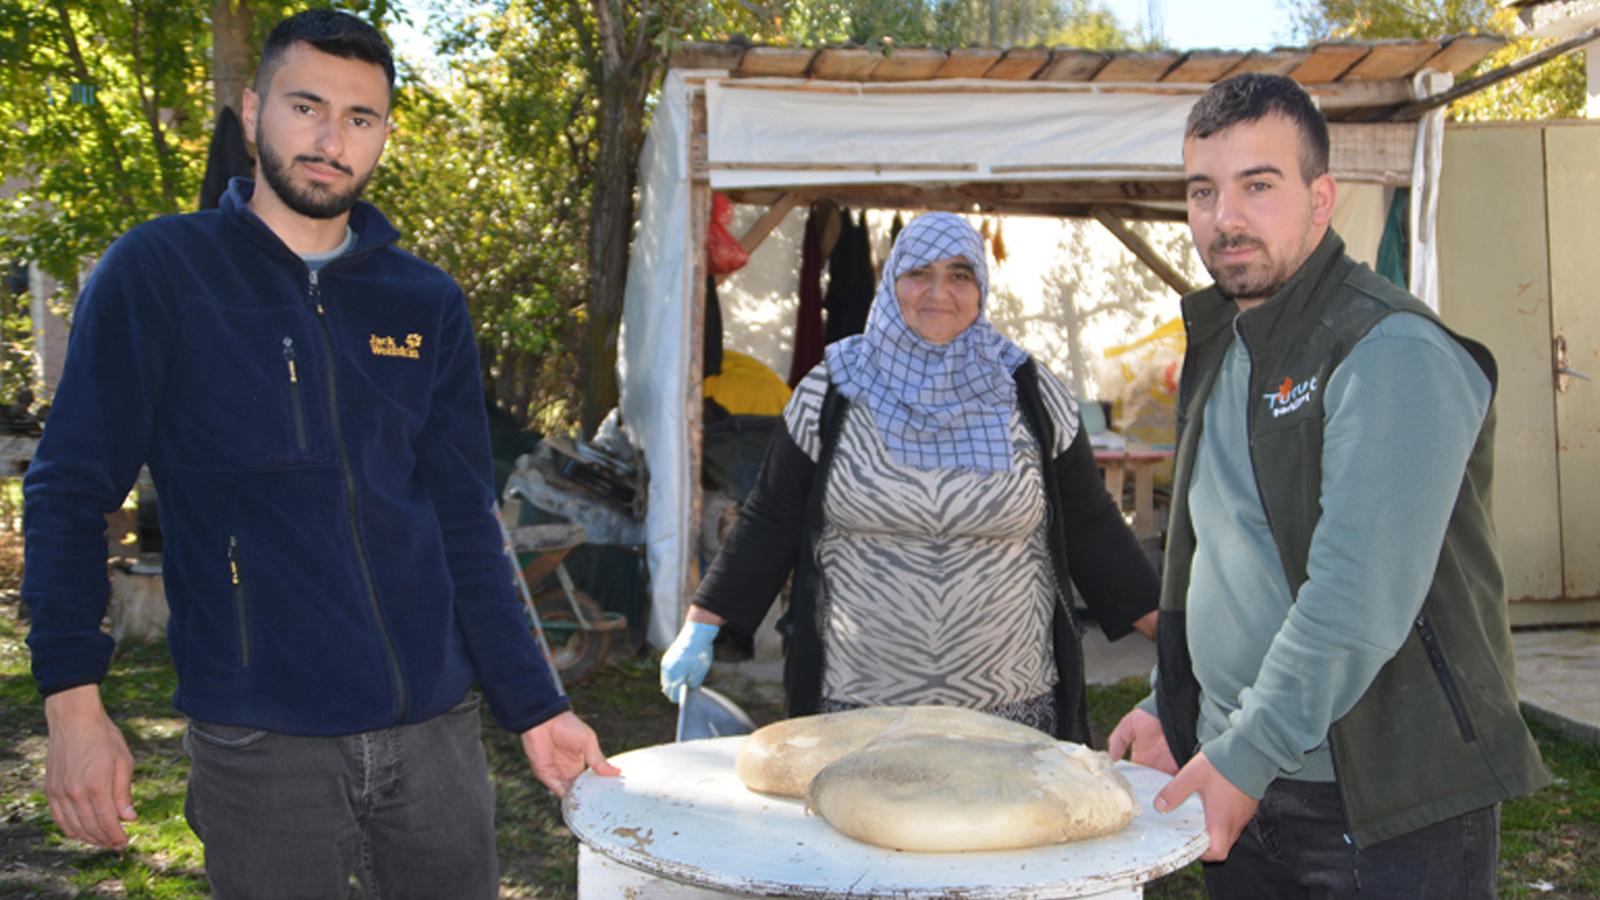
[1108,73,1549,898]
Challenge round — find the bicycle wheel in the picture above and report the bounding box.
[533,587,612,687]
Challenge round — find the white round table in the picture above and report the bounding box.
[563,736,1206,899]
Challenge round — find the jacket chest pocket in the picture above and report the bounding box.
[281,337,309,452]
[166,305,332,470]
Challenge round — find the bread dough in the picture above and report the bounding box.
[734,705,1051,798]
[806,736,1137,852]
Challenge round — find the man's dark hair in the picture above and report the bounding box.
[1185,73,1329,183]
[254,9,395,96]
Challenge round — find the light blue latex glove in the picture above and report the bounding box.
[660,621,720,702]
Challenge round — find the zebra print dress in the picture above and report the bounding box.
[784,361,1081,714]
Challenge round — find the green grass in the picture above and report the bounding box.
[3,592,1596,897]
[1090,674,1600,899]
[1500,719,1600,898]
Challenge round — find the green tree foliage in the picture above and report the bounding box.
[1288,0,1586,120]
[1,1,211,284]
[0,0,1138,428]
[367,56,589,427]
[0,1,391,409]
[432,0,1135,432]
[735,0,1132,48]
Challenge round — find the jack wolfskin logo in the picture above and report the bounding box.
[1263,375,1318,418]
[370,333,422,360]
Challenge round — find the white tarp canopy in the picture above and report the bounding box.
[705,78,1204,189]
[621,69,1439,649]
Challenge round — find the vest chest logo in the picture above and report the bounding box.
[1263,375,1319,418]
[370,333,423,360]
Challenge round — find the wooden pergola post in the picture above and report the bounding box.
[682,89,711,623]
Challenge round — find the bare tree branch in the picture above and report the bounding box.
[127,0,179,211]
[567,0,596,63]
[592,0,622,73]
[49,1,135,208]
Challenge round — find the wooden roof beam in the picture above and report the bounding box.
[1037,48,1108,81]
[1423,34,1507,75]
[1342,40,1441,80]
[1091,207,1196,296]
[668,41,745,71]
[1306,78,1415,112]
[986,47,1050,79]
[1162,50,1249,83]
[735,192,800,255]
[871,48,947,81]
[734,47,814,78]
[935,47,1003,78]
[811,47,882,80]
[1229,48,1312,76]
[1093,50,1182,82]
[1290,42,1371,82]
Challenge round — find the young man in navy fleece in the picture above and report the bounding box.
[24,10,616,897]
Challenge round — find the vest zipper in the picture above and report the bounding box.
[307,271,408,722]
[228,535,250,667]
[1237,327,1280,539]
[282,337,308,451]
[1414,615,1477,742]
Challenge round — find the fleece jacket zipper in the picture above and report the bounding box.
[308,269,408,723]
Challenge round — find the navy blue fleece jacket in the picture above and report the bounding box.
[23,178,569,735]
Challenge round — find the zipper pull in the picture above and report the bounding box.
[309,271,325,316]
[228,535,240,586]
[282,337,298,383]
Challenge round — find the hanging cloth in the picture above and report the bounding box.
[198,106,254,211]
[788,202,829,386]
[823,209,875,344]
[704,275,724,378]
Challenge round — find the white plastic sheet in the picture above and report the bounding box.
[620,70,700,649]
[1409,70,1451,311]
[705,79,1203,190]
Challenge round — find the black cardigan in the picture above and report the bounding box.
[695,359,1159,742]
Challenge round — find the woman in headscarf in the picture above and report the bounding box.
[661,212,1158,740]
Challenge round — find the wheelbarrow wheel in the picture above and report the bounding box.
[532,587,611,687]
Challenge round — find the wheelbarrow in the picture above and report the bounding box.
[501,520,628,692]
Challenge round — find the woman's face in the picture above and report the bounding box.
[894,255,981,345]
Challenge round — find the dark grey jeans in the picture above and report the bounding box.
[183,693,498,900]
[1203,778,1499,899]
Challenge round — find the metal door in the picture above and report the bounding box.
[1545,124,1600,598]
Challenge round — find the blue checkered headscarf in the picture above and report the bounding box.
[825,212,1028,473]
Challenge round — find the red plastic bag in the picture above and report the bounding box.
[707,193,749,276]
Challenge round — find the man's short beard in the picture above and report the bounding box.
[1214,266,1290,301]
[256,129,371,220]
[1206,234,1290,301]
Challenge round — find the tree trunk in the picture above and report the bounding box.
[128,2,179,212]
[211,0,254,122]
[577,8,656,436]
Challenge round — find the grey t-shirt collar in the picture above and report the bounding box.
[299,227,357,273]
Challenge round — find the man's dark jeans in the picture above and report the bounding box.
[183,693,498,899]
[1204,778,1499,899]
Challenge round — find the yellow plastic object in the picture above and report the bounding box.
[1103,317,1185,453]
[704,350,792,416]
